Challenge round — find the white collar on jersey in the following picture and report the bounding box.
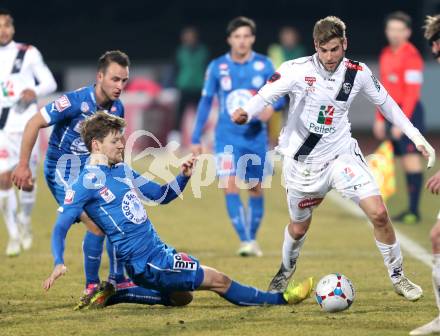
[0,40,16,50]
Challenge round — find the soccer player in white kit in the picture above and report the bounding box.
[410,14,440,336]
[233,16,435,301]
[0,9,57,256]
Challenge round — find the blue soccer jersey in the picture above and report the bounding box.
[40,85,124,203]
[51,163,204,291]
[192,52,283,144]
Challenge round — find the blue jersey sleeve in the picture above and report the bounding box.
[51,181,94,265]
[129,168,190,204]
[40,91,81,126]
[191,60,218,144]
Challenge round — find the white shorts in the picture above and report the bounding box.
[282,138,380,222]
[0,131,39,177]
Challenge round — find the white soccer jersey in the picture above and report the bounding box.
[0,41,57,132]
[258,54,388,164]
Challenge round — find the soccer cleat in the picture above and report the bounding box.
[88,281,116,309]
[74,283,99,310]
[6,238,21,257]
[237,242,253,257]
[18,214,33,250]
[393,277,423,301]
[392,211,420,224]
[283,277,314,304]
[250,240,263,257]
[409,317,440,335]
[268,263,296,292]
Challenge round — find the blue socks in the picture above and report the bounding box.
[221,280,286,306]
[225,194,249,241]
[106,237,126,284]
[406,173,422,215]
[83,231,104,286]
[248,196,264,240]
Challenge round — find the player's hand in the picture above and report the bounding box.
[181,155,196,177]
[373,120,385,140]
[11,163,34,191]
[43,264,67,291]
[391,126,402,140]
[258,106,275,123]
[231,108,248,125]
[191,144,202,156]
[426,170,440,194]
[20,89,37,104]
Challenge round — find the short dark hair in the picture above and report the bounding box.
[81,111,126,152]
[313,16,346,45]
[97,50,130,73]
[0,8,13,23]
[226,16,256,36]
[385,11,412,29]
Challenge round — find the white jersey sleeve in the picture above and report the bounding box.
[358,63,388,105]
[26,46,57,97]
[258,61,297,105]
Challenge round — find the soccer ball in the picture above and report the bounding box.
[315,273,355,313]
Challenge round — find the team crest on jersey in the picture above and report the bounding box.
[80,102,89,112]
[64,190,75,204]
[220,76,232,91]
[99,187,116,203]
[342,82,352,95]
[122,190,147,224]
[173,253,197,271]
[110,106,117,113]
[252,76,264,88]
[253,61,265,71]
[219,63,228,70]
[54,95,71,112]
[304,76,316,86]
[226,89,254,116]
[267,72,281,83]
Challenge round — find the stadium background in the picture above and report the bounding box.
[1,1,440,335]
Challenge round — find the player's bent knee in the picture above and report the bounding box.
[369,205,389,227]
[169,291,193,306]
[430,224,440,245]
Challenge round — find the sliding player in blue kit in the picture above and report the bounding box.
[191,17,284,257]
[43,112,313,308]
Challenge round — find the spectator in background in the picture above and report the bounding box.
[373,11,425,224]
[267,26,306,147]
[170,27,209,144]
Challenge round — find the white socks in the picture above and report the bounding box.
[375,239,404,284]
[282,225,306,271]
[18,186,36,231]
[0,189,18,240]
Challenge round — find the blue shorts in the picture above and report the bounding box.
[125,247,204,292]
[215,133,269,182]
[386,102,425,156]
[44,157,83,205]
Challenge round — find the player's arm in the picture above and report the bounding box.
[43,183,91,291]
[12,93,77,189]
[360,64,435,168]
[130,157,195,204]
[232,62,294,124]
[191,61,218,155]
[28,46,57,98]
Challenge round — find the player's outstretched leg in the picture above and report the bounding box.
[410,219,440,335]
[17,186,37,250]
[268,222,309,292]
[200,266,313,306]
[75,230,104,310]
[0,188,20,257]
[359,195,422,301]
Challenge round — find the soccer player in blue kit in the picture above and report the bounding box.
[43,111,313,308]
[12,51,152,309]
[191,17,284,257]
